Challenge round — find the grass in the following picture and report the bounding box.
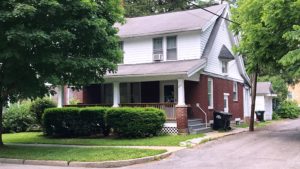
[236,120,274,129]
[0,145,165,162]
[3,132,205,146]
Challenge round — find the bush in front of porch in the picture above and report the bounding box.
[107,107,165,138]
[43,107,165,138]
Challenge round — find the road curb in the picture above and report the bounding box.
[180,128,248,147]
[0,151,172,168]
[0,158,24,164]
[24,160,68,167]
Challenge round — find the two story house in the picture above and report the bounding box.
[57,3,251,134]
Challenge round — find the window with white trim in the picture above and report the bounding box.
[119,41,124,63]
[222,61,228,73]
[167,36,177,60]
[208,78,213,108]
[233,82,238,101]
[153,37,163,55]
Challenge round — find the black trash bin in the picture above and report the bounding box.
[255,111,265,122]
[213,111,232,131]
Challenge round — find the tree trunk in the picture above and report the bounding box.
[249,68,258,132]
[0,102,3,146]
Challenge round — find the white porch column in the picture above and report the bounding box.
[57,85,64,108]
[113,82,120,107]
[177,79,186,106]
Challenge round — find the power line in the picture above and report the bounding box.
[191,3,240,25]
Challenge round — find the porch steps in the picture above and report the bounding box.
[188,119,211,134]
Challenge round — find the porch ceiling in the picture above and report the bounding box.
[105,59,206,82]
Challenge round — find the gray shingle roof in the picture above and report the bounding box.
[106,59,206,78]
[256,82,273,94]
[116,4,226,38]
[218,45,234,60]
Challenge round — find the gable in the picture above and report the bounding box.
[203,6,244,82]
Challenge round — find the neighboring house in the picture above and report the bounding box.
[56,3,251,134]
[255,82,277,120]
[288,82,300,106]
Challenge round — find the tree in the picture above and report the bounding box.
[124,0,217,17]
[0,0,124,146]
[231,0,300,131]
[280,25,300,83]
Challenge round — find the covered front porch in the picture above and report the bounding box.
[67,59,207,134]
[81,80,187,122]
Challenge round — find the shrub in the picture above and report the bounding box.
[3,101,37,133]
[272,112,280,120]
[30,98,56,126]
[107,107,166,138]
[43,107,108,137]
[276,100,300,119]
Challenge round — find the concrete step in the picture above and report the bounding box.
[188,119,203,125]
[189,127,212,134]
[188,123,207,129]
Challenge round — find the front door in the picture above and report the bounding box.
[224,94,229,113]
[164,85,175,102]
[160,81,177,103]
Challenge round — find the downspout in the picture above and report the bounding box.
[196,103,208,128]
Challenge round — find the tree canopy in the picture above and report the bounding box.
[0,0,124,145]
[231,0,300,79]
[124,0,217,17]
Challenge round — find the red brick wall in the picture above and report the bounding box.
[185,74,244,121]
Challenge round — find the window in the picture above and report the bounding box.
[119,41,124,63]
[222,61,228,73]
[167,36,177,60]
[208,78,213,108]
[233,82,238,101]
[153,37,163,55]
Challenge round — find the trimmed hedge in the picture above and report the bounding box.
[107,107,166,138]
[43,107,108,137]
[43,107,166,138]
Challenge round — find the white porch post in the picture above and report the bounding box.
[57,85,64,108]
[177,79,186,106]
[113,82,120,107]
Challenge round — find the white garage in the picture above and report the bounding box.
[255,82,277,120]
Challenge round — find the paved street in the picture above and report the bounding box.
[1,118,300,169]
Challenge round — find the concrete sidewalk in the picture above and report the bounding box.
[6,143,184,153]
[180,127,248,147]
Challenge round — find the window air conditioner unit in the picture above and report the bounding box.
[153,54,163,61]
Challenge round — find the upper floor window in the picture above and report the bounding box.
[233,82,238,101]
[119,41,124,63]
[222,61,228,74]
[208,78,213,109]
[153,37,163,55]
[167,36,177,60]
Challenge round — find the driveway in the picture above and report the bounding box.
[1,118,300,169]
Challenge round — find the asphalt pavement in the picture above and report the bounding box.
[1,118,300,169]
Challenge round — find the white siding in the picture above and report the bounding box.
[255,96,265,111]
[204,17,244,82]
[199,22,215,57]
[177,31,202,60]
[123,38,153,64]
[264,96,273,120]
[255,95,273,120]
[122,29,213,64]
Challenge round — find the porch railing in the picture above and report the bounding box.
[64,104,112,107]
[64,103,177,121]
[120,103,177,120]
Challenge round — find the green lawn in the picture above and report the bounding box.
[236,121,274,128]
[3,132,205,146]
[0,145,165,162]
